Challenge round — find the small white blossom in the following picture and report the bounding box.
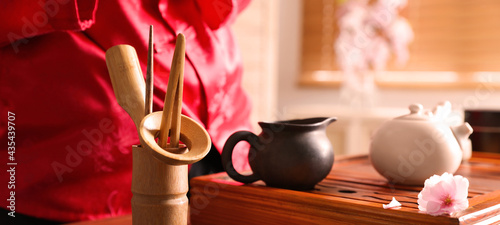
[383,197,402,209]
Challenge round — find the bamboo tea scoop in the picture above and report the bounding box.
[105,45,145,130]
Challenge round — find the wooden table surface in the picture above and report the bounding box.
[190,152,500,225]
[68,152,500,225]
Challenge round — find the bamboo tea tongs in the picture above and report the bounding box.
[158,33,185,150]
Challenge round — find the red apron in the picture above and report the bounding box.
[0,0,252,222]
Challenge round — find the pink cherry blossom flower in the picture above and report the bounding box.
[417,172,469,216]
[335,0,413,93]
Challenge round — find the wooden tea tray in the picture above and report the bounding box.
[189,152,500,225]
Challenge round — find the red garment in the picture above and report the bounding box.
[0,0,252,222]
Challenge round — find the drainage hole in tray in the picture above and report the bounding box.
[338,189,357,194]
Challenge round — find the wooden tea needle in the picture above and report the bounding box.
[158,33,185,149]
[145,25,154,116]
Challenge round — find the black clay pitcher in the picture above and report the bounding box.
[221,117,336,190]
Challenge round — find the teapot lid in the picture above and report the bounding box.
[395,104,431,121]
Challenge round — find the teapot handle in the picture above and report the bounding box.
[221,131,261,184]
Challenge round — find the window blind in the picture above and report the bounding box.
[300,0,500,88]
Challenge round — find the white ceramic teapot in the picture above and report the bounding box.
[369,102,473,185]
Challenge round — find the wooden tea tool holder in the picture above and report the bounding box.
[134,112,210,225]
[106,30,211,225]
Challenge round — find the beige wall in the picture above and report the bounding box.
[232,0,279,130]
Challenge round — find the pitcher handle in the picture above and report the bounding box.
[221,131,261,183]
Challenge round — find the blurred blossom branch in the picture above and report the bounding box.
[334,0,413,93]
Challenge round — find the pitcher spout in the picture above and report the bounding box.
[325,117,337,126]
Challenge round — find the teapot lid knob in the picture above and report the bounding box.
[395,103,429,121]
[409,104,423,114]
